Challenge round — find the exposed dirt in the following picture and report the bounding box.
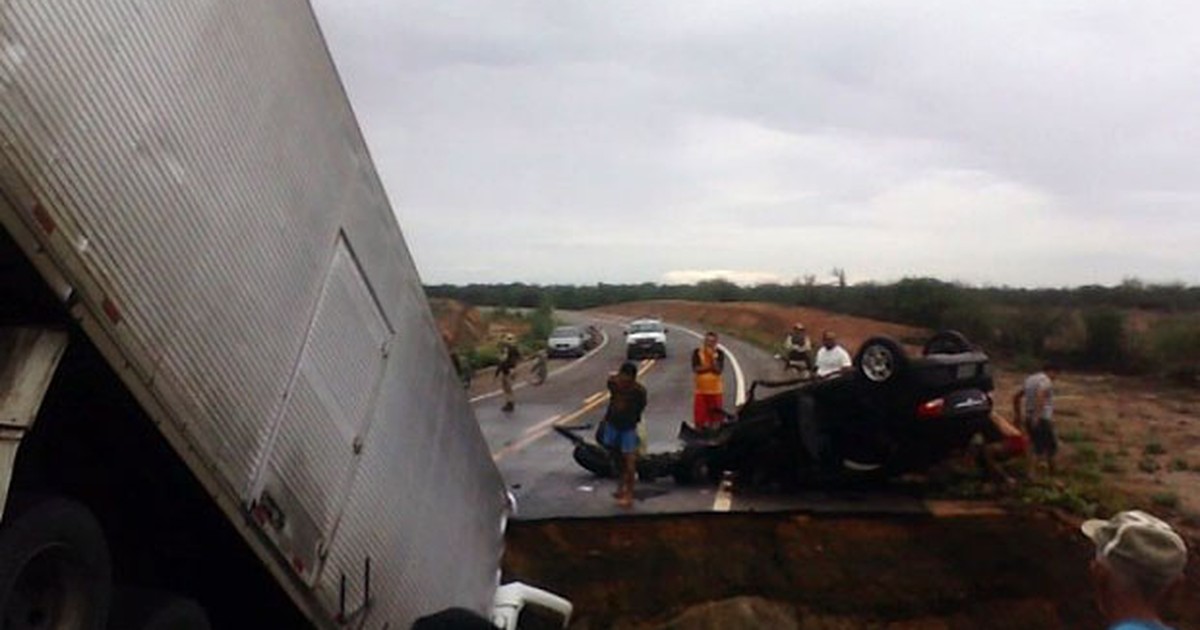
[503,510,1199,629]
[429,297,487,347]
[593,300,928,355]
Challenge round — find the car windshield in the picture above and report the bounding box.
[629,322,662,333]
[550,327,581,337]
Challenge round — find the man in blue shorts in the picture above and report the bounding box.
[601,361,647,508]
[1082,510,1188,629]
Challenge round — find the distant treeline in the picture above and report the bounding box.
[425,277,1200,321]
[426,278,1200,382]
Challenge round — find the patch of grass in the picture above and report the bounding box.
[1169,458,1190,472]
[1138,457,1162,474]
[1100,451,1125,474]
[1144,441,1167,456]
[1074,445,1100,465]
[1061,428,1093,444]
[1151,492,1180,509]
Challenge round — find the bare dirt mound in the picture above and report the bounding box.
[429,297,485,347]
[594,300,928,353]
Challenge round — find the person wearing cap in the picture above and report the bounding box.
[783,323,814,374]
[814,331,852,378]
[1013,362,1060,476]
[1081,510,1188,629]
[601,361,648,508]
[495,333,521,413]
[691,331,726,430]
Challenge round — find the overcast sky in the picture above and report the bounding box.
[309,1,1200,288]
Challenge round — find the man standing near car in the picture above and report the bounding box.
[1013,363,1059,476]
[602,361,647,508]
[814,331,852,377]
[691,331,726,430]
[783,322,814,375]
[496,333,520,413]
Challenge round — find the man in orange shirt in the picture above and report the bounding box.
[691,331,726,430]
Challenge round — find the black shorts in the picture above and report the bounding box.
[1027,419,1058,457]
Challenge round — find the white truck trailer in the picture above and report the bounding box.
[0,2,565,628]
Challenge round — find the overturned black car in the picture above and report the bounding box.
[557,330,994,487]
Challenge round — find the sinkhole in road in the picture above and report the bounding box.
[502,507,1200,629]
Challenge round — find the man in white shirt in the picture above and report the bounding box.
[814,331,852,377]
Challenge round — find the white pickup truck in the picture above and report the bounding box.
[0,2,566,628]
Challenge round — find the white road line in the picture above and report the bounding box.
[583,392,606,405]
[673,326,747,407]
[470,329,610,403]
[712,476,734,512]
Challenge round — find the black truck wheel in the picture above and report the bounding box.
[922,330,972,356]
[109,589,211,630]
[855,337,908,384]
[0,498,112,630]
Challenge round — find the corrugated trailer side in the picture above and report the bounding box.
[0,1,508,627]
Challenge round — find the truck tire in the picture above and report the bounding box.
[855,337,907,384]
[109,589,211,630]
[0,497,112,630]
[922,330,972,356]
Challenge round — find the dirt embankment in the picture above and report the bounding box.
[428,298,486,348]
[594,300,928,354]
[505,510,1200,629]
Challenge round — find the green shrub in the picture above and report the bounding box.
[1151,492,1180,509]
[1146,315,1200,385]
[1083,308,1126,370]
[1138,458,1162,474]
[1170,458,1190,472]
[1144,441,1167,456]
[1075,445,1100,465]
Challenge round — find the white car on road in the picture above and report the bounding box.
[625,319,668,359]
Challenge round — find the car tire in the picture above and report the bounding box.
[573,443,616,478]
[0,497,112,630]
[922,330,972,356]
[855,337,908,384]
[672,452,712,485]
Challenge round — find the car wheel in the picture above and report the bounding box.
[573,443,616,478]
[673,453,713,485]
[922,330,972,356]
[856,337,907,384]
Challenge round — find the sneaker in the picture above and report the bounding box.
[501,402,514,413]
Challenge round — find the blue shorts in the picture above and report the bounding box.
[602,424,639,454]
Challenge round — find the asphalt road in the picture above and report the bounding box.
[472,312,936,519]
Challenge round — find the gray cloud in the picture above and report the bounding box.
[311,0,1200,287]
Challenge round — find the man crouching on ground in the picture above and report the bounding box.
[601,361,647,508]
